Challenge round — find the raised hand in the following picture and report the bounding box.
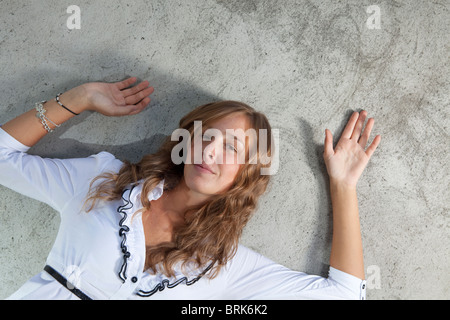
[323,110,381,188]
[83,77,154,116]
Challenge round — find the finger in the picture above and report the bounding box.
[323,129,334,160]
[113,97,151,116]
[123,80,150,97]
[358,117,374,148]
[116,77,137,90]
[365,134,381,159]
[341,111,359,139]
[121,80,151,98]
[127,97,151,115]
[124,86,154,105]
[350,110,367,141]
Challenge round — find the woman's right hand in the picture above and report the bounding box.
[83,77,154,116]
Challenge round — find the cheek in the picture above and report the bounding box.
[219,163,241,183]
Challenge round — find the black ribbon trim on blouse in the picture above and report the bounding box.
[117,185,136,283]
[136,262,214,297]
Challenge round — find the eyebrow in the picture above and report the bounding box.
[201,128,246,146]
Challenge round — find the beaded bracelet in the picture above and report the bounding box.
[35,100,61,133]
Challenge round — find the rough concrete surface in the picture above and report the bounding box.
[0,0,448,299]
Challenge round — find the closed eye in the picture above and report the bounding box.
[226,143,237,152]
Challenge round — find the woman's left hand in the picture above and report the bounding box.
[83,77,154,116]
[323,110,381,188]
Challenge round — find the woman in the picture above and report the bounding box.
[0,77,380,300]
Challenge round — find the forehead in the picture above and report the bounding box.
[200,113,258,149]
[208,113,250,132]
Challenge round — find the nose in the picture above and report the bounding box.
[203,138,221,164]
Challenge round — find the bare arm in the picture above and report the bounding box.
[328,180,363,279]
[1,77,154,148]
[323,110,381,279]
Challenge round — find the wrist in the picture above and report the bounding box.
[329,178,357,192]
[59,84,90,114]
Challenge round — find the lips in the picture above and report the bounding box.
[195,163,216,174]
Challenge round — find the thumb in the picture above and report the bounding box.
[323,129,334,160]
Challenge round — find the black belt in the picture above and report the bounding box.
[44,265,92,300]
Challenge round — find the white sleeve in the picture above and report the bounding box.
[0,127,120,213]
[224,245,366,300]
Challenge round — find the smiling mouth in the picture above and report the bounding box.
[195,164,215,174]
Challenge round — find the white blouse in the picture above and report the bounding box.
[0,127,366,300]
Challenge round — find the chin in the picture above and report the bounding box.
[184,164,218,195]
[183,164,236,197]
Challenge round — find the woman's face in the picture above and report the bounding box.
[183,113,250,197]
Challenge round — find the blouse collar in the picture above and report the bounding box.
[129,178,165,212]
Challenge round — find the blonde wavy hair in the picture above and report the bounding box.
[83,101,274,279]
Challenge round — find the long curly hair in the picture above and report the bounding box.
[82,100,274,279]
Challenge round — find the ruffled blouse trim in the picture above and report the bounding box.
[116,179,213,297]
[116,179,164,283]
[136,262,214,297]
[117,186,134,283]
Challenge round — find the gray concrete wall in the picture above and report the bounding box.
[0,0,448,299]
